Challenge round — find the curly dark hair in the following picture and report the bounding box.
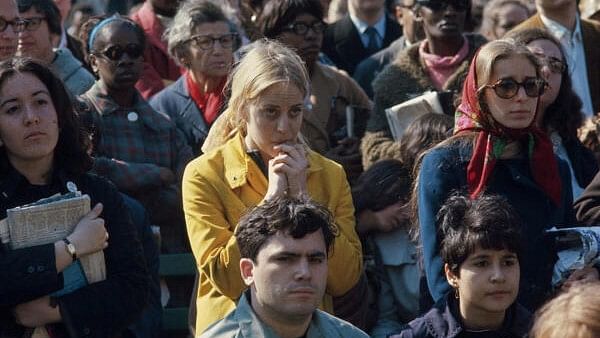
[235,196,338,261]
[0,58,93,177]
[438,193,522,275]
[17,0,62,36]
[505,27,584,142]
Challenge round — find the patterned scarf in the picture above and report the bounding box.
[454,53,562,206]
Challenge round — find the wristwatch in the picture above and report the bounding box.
[63,238,77,261]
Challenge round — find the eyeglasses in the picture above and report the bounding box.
[0,18,25,33]
[540,56,566,74]
[482,78,546,99]
[92,43,144,61]
[188,33,237,50]
[417,0,469,11]
[283,21,326,36]
[20,17,46,32]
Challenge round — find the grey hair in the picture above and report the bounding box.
[165,0,239,68]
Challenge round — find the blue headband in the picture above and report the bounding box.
[88,15,122,51]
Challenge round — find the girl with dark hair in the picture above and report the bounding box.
[0,58,148,337]
[505,28,599,199]
[415,39,595,312]
[391,194,531,338]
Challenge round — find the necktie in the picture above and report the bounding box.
[365,26,379,54]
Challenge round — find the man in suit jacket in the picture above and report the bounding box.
[511,0,600,116]
[322,0,402,76]
[353,0,424,98]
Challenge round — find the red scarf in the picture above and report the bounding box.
[454,53,562,206]
[186,72,226,125]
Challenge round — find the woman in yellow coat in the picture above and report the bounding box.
[182,39,363,333]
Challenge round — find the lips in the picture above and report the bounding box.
[25,131,46,140]
[485,290,512,297]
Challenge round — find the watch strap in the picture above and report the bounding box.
[62,238,77,261]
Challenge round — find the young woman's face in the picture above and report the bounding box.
[526,39,564,116]
[446,248,520,320]
[482,54,539,129]
[244,82,304,160]
[90,23,144,91]
[0,72,58,169]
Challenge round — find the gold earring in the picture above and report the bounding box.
[454,287,459,299]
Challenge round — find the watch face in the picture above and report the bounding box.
[67,243,76,255]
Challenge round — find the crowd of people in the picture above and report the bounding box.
[2,0,600,337]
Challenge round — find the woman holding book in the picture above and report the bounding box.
[415,40,597,312]
[0,58,148,337]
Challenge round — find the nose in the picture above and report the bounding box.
[294,258,312,280]
[490,263,506,283]
[276,114,290,134]
[540,64,552,81]
[23,105,40,125]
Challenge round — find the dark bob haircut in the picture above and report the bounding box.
[257,0,324,39]
[352,159,412,213]
[438,193,522,275]
[505,27,584,143]
[17,0,62,36]
[235,197,338,262]
[0,58,93,176]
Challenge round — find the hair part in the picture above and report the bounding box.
[0,58,93,176]
[234,196,338,261]
[438,193,522,275]
[257,0,324,39]
[166,0,240,68]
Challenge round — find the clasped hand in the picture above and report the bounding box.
[264,143,308,200]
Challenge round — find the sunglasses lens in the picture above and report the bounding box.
[105,46,123,60]
[524,79,543,97]
[495,80,518,99]
[126,44,143,59]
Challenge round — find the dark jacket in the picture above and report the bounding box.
[0,167,149,338]
[322,14,402,76]
[150,75,218,156]
[563,137,599,188]
[393,294,531,338]
[417,139,576,311]
[353,36,408,98]
[359,34,487,168]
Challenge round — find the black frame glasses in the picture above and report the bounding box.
[417,0,469,11]
[283,21,327,36]
[482,78,546,99]
[541,56,566,74]
[92,43,144,61]
[188,33,238,50]
[0,18,25,33]
[21,17,46,32]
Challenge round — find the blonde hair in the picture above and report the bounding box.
[225,39,310,136]
[530,282,600,338]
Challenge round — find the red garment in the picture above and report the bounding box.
[185,73,226,125]
[453,52,562,206]
[420,37,469,91]
[131,2,184,99]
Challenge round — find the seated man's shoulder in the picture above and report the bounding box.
[199,310,243,338]
[312,309,370,337]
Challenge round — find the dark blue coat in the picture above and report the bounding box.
[393,293,531,338]
[150,76,215,156]
[417,139,575,311]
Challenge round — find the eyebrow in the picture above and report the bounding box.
[274,251,326,258]
[0,90,50,108]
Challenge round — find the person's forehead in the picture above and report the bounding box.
[0,0,19,19]
[95,22,140,47]
[19,6,44,18]
[259,230,326,257]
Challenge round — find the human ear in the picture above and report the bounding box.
[445,263,459,288]
[240,258,255,287]
[89,54,99,76]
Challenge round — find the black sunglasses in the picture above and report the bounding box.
[417,0,469,11]
[0,18,25,33]
[283,21,327,36]
[482,78,546,99]
[92,43,144,61]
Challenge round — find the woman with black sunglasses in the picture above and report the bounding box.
[506,28,599,200]
[413,40,593,313]
[77,15,193,255]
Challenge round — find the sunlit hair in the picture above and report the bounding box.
[166,0,240,68]
[225,39,310,135]
[438,193,522,275]
[505,28,584,142]
[235,196,337,261]
[479,0,530,40]
[0,58,92,176]
[530,282,600,338]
